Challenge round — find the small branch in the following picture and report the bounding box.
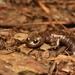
[66,27,75,33]
[0,21,68,27]
[48,62,56,75]
[33,0,50,14]
[41,1,75,4]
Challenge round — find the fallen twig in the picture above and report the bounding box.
[0,21,68,27]
[41,1,75,4]
[33,0,50,14]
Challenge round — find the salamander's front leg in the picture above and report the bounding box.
[50,38,60,49]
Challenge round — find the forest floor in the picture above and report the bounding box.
[0,0,75,75]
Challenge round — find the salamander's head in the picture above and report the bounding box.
[26,34,45,48]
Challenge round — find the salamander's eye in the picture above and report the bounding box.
[26,38,30,41]
[33,39,38,43]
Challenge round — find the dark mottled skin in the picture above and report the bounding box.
[26,30,75,55]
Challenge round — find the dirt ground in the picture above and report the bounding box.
[0,0,75,75]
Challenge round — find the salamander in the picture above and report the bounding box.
[26,30,75,55]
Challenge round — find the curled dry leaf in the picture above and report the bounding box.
[40,43,51,50]
[17,15,27,23]
[14,33,28,41]
[18,44,33,55]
